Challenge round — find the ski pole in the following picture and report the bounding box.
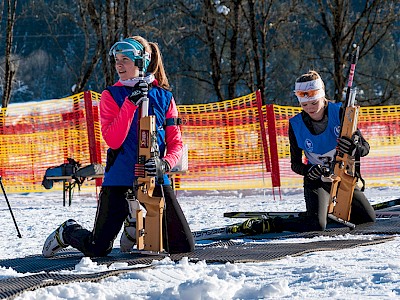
[0,176,22,238]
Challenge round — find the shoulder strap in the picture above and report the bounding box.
[163,118,182,127]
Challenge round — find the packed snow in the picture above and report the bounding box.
[0,185,400,299]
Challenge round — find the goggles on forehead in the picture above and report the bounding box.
[294,78,325,102]
[294,90,321,98]
[108,41,151,62]
[295,89,325,103]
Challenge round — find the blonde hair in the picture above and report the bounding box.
[130,36,170,90]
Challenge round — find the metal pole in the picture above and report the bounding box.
[0,176,22,238]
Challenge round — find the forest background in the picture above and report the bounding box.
[0,0,399,108]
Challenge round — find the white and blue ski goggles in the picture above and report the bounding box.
[109,38,151,72]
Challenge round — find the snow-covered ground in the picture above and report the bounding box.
[0,186,400,299]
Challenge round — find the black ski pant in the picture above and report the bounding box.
[274,179,376,232]
[63,185,194,257]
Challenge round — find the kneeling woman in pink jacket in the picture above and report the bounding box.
[43,36,194,257]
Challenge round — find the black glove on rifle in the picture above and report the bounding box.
[128,80,148,106]
[144,157,170,184]
[306,164,324,181]
[337,135,358,156]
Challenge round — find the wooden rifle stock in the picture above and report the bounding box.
[127,54,165,253]
[327,46,360,226]
[327,102,359,222]
[135,115,165,252]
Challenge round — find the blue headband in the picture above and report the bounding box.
[109,38,151,72]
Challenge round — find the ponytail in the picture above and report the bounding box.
[130,36,170,90]
[148,42,170,90]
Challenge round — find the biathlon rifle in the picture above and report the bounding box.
[326,45,361,228]
[126,52,166,253]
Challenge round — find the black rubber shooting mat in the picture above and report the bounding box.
[0,218,399,299]
[272,217,400,239]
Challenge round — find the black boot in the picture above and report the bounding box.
[240,218,275,234]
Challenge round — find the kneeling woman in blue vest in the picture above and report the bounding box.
[240,70,375,235]
[286,70,375,231]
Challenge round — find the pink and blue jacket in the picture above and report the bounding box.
[100,80,183,186]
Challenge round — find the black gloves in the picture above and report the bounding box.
[306,164,324,181]
[337,136,358,156]
[128,80,148,106]
[144,157,170,183]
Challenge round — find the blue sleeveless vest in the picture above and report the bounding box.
[103,85,172,186]
[289,102,342,166]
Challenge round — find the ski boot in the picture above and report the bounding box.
[240,217,274,235]
[42,219,78,257]
[120,216,136,252]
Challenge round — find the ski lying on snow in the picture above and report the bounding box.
[193,211,400,242]
[375,211,400,218]
[223,198,400,219]
[193,198,400,242]
[224,211,400,219]
[192,222,244,241]
[223,211,303,219]
[192,221,299,242]
[371,198,400,210]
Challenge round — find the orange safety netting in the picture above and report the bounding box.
[0,92,106,193]
[1,91,399,194]
[175,91,272,190]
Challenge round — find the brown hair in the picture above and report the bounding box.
[130,36,170,90]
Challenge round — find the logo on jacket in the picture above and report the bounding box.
[131,90,141,97]
[305,139,313,152]
[334,125,341,137]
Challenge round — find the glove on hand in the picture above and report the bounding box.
[128,80,148,106]
[144,157,170,183]
[306,164,324,181]
[337,136,357,156]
